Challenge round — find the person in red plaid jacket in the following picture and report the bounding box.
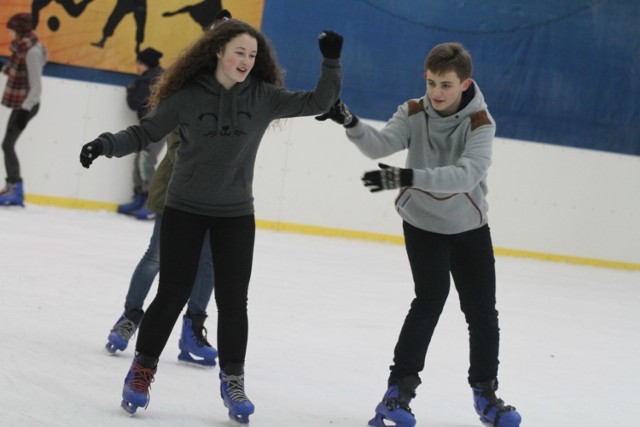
[0,13,47,206]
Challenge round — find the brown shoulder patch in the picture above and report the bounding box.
[407,99,424,116]
[470,110,491,131]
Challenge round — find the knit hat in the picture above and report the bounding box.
[7,13,33,36]
[137,47,163,68]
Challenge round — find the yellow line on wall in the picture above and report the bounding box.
[26,194,118,212]
[23,194,640,271]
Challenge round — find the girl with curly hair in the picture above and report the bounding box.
[80,18,344,423]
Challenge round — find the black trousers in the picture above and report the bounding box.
[135,206,255,371]
[2,104,39,183]
[390,222,500,386]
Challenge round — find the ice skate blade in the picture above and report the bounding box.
[368,413,414,427]
[121,399,138,415]
[178,351,216,368]
[228,414,250,425]
[478,414,521,427]
[222,399,253,425]
[105,342,119,354]
[476,405,522,427]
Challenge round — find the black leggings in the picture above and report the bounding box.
[2,104,39,182]
[135,206,255,370]
[390,222,500,386]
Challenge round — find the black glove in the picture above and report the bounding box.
[362,163,413,192]
[318,30,343,59]
[315,98,357,128]
[15,109,30,130]
[0,60,5,71]
[80,140,104,169]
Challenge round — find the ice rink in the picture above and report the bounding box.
[1,205,638,426]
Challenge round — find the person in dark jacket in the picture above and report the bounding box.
[117,47,165,215]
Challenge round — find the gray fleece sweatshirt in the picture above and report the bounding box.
[98,57,342,217]
[346,81,496,235]
[23,43,47,110]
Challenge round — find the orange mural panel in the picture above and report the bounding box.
[1,0,264,74]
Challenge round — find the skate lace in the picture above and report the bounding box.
[384,398,413,414]
[223,374,250,402]
[480,390,516,414]
[129,361,156,395]
[193,325,212,348]
[113,318,137,341]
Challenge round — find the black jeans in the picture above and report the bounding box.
[390,222,500,386]
[2,104,39,183]
[135,206,255,371]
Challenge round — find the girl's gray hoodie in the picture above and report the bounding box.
[98,57,341,217]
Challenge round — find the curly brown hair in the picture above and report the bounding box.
[147,19,285,113]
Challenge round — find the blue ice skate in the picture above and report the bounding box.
[105,309,143,354]
[368,376,421,427]
[0,181,24,207]
[472,380,521,427]
[121,354,157,415]
[220,365,254,425]
[117,193,147,215]
[177,313,218,367]
[133,208,156,220]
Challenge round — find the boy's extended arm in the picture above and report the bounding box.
[316,99,410,159]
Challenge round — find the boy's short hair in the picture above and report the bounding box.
[424,42,473,81]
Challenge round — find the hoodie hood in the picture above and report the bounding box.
[424,80,487,122]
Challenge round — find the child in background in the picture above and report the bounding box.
[117,47,165,216]
[105,128,217,368]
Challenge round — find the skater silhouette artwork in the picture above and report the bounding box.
[162,0,222,31]
[91,0,147,53]
[31,0,94,31]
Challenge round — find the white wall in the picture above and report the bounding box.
[0,75,139,204]
[2,76,639,267]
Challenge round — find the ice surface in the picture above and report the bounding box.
[1,205,638,426]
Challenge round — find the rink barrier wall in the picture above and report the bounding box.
[2,76,639,271]
[20,194,640,272]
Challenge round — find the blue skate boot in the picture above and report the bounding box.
[121,353,158,415]
[134,208,156,220]
[117,192,147,215]
[178,313,218,367]
[105,309,144,354]
[0,181,24,207]
[472,379,521,427]
[220,363,254,425]
[369,376,421,427]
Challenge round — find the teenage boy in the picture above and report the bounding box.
[317,42,521,427]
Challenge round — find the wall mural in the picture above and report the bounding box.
[1,0,264,74]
